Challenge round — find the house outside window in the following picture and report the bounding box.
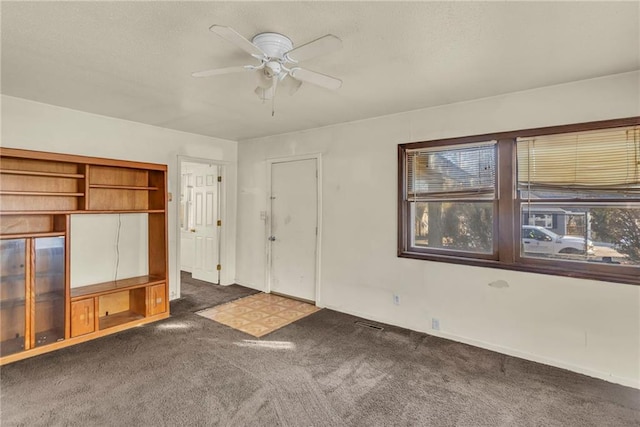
[526,213,554,229]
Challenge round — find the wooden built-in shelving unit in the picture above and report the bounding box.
[0,147,169,365]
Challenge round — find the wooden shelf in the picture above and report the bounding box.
[35,292,65,304]
[99,311,144,330]
[34,328,65,347]
[0,191,84,197]
[85,209,165,214]
[0,292,64,309]
[1,209,164,215]
[1,271,63,283]
[0,337,25,357]
[0,231,65,239]
[70,275,165,300]
[0,169,84,179]
[89,184,158,191]
[0,297,26,309]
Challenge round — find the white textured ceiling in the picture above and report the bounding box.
[2,1,638,141]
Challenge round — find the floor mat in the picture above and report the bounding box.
[196,292,321,337]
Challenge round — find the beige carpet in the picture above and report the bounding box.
[197,292,320,337]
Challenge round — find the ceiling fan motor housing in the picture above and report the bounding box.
[251,32,293,60]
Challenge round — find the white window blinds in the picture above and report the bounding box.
[407,141,496,201]
[517,126,640,195]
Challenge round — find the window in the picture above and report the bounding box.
[407,142,497,257]
[517,125,640,276]
[398,118,640,285]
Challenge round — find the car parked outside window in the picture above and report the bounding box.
[522,225,594,255]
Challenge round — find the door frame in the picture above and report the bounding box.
[176,156,230,296]
[265,153,323,307]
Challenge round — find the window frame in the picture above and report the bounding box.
[405,140,499,260]
[398,117,640,286]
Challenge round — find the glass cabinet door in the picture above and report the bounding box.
[34,237,65,347]
[0,239,27,356]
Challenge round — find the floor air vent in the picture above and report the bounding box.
[355,321,384,331]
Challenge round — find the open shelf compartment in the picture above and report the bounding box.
[98,287,146,330]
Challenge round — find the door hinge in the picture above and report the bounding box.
[217,176,222,182]
[216,264,222,271]
[217,220,222,226]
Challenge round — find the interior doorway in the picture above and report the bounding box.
[267,155,322,303]
[179,159,223,287]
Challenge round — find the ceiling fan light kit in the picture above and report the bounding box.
[192,25,342,114]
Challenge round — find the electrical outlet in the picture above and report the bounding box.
[432,318,440,331]
[393,294,400,305]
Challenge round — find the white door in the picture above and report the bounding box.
[269,158,318,302]
[192,165,220,284]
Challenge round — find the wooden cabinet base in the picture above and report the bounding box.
[0,312,169,365]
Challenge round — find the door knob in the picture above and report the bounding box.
[268,236,276,241]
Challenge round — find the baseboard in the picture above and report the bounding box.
[433,330,640,390]
[233,280,265,292]
[322,303,640,390]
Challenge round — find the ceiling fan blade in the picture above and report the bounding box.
[281,75,303,96]
[285,34,342,63]
[290,67,342,90]
[191,65,252,78]
[209,25,265,58]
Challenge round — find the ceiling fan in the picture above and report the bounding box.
[192,25,343,108]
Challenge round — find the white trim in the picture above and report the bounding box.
[322,302,640,389]
[176,156,232,296]
[233,280,263,292]
[265,153,323,306]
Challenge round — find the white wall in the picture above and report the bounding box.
[1,95,238,298]
[236,71,640,388]
[70,214,148,288]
